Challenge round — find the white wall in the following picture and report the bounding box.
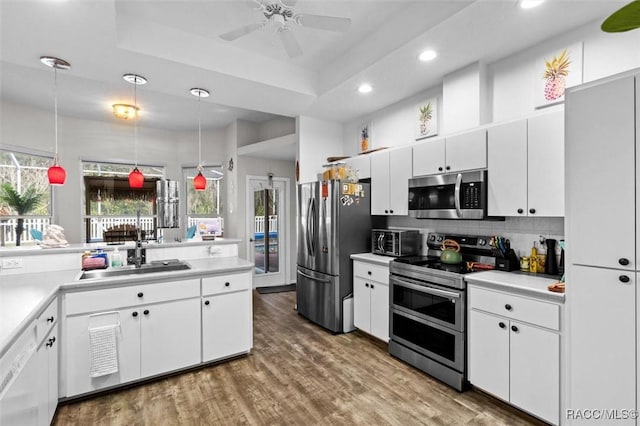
[296,116,344,183]
[442,61,488,133]
[257,117,295,142]
[490,19,640,123]
[1,101,229,243]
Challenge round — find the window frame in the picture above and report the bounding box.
[182,164,223,235]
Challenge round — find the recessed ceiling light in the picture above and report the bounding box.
[358,83,372,94]
[123,74,147,85]
[520,0,544,9]
[418,50,437,62]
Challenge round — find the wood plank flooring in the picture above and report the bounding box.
[53,291,545,425]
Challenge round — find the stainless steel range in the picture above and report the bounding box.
[388,232,496,391]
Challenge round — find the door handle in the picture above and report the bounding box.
[297,270,331,283]
[454,173,462,218]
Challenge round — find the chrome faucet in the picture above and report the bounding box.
[130,210,143,268]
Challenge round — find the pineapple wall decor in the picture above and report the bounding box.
[359,122,371,153]
[415,97,439,140]
[535,43,583,108]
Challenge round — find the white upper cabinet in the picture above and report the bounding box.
[412,129,486,177]
[371,147,411,215]
[342,155,371,180]
[488,110,564,217]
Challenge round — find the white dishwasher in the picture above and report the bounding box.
[0,328,39,425]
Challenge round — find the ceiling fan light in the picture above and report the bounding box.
[358,83,373,94]
[112,104,138,120]
[418,50,437,62]
[128,167,145,188]
[47,163,66,185]
[193,171,207,191]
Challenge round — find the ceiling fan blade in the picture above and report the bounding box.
[296,14,351,32]
[279,0,297,8]
[278,27,302,58]
[220,23,262,41]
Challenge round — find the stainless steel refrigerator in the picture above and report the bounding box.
[297,180,371,333]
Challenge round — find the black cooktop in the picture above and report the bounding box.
[393,256,475,274]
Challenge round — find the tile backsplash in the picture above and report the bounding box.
[385,216,564,259]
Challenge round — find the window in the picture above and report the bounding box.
[0,147,53,246]
[82,161,164,243]
[183,165,223,236]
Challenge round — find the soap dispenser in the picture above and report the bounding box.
[111,247,123,268]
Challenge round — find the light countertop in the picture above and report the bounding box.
[350,252,396,266]
[0,238,242,257]
[0,256,252,358]
[465,270,565,303]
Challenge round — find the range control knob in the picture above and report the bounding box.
[429,235,436,242]
[478,238,486,246]
[436,235,444,242]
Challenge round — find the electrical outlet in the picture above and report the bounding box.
[2,258,24,269]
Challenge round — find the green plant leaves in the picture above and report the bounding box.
[602,0,640,33]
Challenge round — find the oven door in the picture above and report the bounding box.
[390,274,464,332]
[390,309,465,372]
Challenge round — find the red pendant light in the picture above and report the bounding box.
[123,74,147,188]
[128,167,145,188]
[190,88,210,191]
[41,56,70,186]
[193,170,207,190]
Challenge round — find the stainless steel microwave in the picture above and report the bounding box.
[372,229,420,257]
[408,170,487,219]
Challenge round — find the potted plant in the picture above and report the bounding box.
[0,183,43,246]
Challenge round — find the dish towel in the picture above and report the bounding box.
[89,324,119,378]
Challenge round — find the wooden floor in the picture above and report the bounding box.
[53,291,545,426]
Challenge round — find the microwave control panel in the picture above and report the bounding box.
[460,182,481,209]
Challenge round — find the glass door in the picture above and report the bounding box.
[248,177,286,287]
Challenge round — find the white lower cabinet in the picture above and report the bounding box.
[468,285,561,425]
[202,272,252,362]
[353,260,390,342]
[37,328,58,426]
[64,279,201,397]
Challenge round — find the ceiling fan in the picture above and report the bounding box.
[220,0,352,58]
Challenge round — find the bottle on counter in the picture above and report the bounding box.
[520,256,530,272]
[529,242,538,273]
[111,247,123,268]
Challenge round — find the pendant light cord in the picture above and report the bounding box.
[134,76,138,168]
[198,92,202,170]
[53,65,59,164]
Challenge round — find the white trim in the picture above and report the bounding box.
[0,144,54,158]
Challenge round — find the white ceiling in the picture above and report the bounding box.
[0,0,625,137]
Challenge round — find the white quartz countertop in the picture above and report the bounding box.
[350,252,396,266]
[0,238,242,257]
[465,270,565,303]
[0,256,252,358]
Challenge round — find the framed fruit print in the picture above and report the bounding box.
[415,97,438,140]
[358,122,371,153]
[534,43,583,108]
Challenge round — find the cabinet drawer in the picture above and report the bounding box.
[202,272,251,296]
[469,286,559,330]
[353,261,389,283]
[66,279,200,315]
[36,298,58,345]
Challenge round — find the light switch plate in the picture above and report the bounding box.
[2,258,24,269]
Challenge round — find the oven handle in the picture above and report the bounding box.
[391,276,460,299]
[454,173,462,218]
[297,270,331,283]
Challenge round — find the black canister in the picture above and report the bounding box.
[545,238,559,275]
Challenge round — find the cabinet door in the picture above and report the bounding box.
[1,346,39,425]
[413,138,445,176]
[487,120,528,216]
[370,151,390,215]
[509,321,559,425]
[65,309,141,397]
[568,265,635,423]
[343,155,371,180]
[352,276,371,333]
[388,147,412,215]
[527,110,564,217]
[140,298,201,377]
[46,332,58,425]
[202,291,252,362]
[445,129,487,172]
[468,310,509,402]
[369,282,389,342]
[566,75,635,269]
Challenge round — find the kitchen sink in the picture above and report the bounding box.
[79,259,191,280]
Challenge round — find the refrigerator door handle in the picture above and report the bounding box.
[297,269,331,283]
[305,198,313,256]
[309,198,316,256]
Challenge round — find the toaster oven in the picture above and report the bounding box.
[372,229,420,257]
